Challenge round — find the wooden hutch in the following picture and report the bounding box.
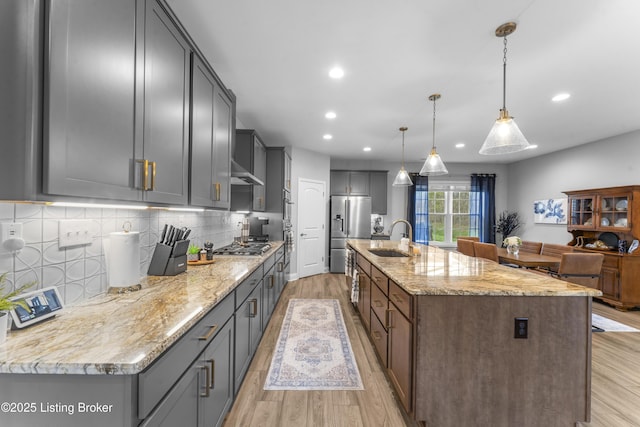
[564,185,640,310]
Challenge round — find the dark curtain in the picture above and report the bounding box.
[407,173,429,244]
[470,173,496,243]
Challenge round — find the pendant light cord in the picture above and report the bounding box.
[401,130,406,165]
[432,97,437,150]
[502,36,508,111]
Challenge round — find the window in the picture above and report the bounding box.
[414,179,478,245]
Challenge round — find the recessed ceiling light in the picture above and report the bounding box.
[329,67,344,79]
[323,134,333,140]
[363,147,372,152]
[455,143,465,148]
[552,93,571,102]
[525,144,538,150]
[325,111,337,119]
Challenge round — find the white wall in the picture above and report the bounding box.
[507,129,640,244]
[290,146,331,278]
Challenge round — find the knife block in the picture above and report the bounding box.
[148,240,190,276]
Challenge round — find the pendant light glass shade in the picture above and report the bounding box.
[479,109,529,154]
[479,22,530,155]
[393,127,413,186]
[420,94,448,176]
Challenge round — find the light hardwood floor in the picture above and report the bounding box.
[223,273,640,427]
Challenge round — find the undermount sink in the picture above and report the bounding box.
[367,248,411,258]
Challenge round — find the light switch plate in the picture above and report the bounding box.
[59,219,92,248]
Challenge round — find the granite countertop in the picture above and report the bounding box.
[0,242,284,376]
[348,239,603,297]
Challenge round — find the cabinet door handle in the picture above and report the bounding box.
[198,324,218,341]
[150,161,156,190]
[200,365,211,397]
[137,159,149,191]
[386,309,393,329]
[214,182,221,201]
[249,298,258,317]
[208,359,215,389]
[269,275,275,289]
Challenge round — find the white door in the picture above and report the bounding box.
[298,179,326,278]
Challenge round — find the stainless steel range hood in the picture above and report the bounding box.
[230,160,264,186]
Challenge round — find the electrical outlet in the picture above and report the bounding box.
[59,219,92,248]
[514,317,528,339]
[2,222,23,242]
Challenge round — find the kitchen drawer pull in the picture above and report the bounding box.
[200,365,211,397]
[372,331,382,341]
[198,324,219,341]
[150,161,156,191]
[373,299,384,308]
[391,293,404,304]
[249,298,258,317]
[208,359,215,389]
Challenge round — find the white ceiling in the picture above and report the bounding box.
[166,0,640,165]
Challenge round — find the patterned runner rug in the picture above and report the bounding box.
[592,313,639,332]
[264,299,364,390]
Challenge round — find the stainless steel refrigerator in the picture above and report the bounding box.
[330,196,372,273]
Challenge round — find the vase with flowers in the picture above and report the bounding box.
[503,236,522,255]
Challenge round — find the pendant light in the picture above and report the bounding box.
[420,94,448,176]
[392,127,413,186]
[479,22,531,155]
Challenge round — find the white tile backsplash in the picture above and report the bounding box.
[0,202,241,306]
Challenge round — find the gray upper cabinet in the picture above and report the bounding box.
[44,0,140,201]
[231,130,267,212]
[43,0,191,205]
[265,148,290,212]
[190,55,233,209]
[136,0,190,205]
[369,171,388,214]
[330,171,370,196]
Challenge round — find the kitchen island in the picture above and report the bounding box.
[0,242,286,427]
[348,239,602,427]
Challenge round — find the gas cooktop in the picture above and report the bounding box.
[212,242,271,256]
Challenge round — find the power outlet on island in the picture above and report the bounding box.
[514,317,528,339]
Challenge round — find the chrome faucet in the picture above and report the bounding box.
[389,219,414,255]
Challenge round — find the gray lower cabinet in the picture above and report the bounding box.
[190,54,233,209]
[44,0,140,201]
[234,270,264,394]
[141,319,234,427]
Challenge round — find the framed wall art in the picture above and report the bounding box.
[533,198,567,224]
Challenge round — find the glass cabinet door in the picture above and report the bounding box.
[599,194,630,230]
[569,196,594,229]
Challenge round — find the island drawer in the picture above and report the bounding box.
[371,266,388,295]
[235,265,264,309]
[389,280,412,320]
[370,307,388,366]
[601,253,620,269]
[356,253,371,276]
[371,282,388,330]
[138,292,234,419]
